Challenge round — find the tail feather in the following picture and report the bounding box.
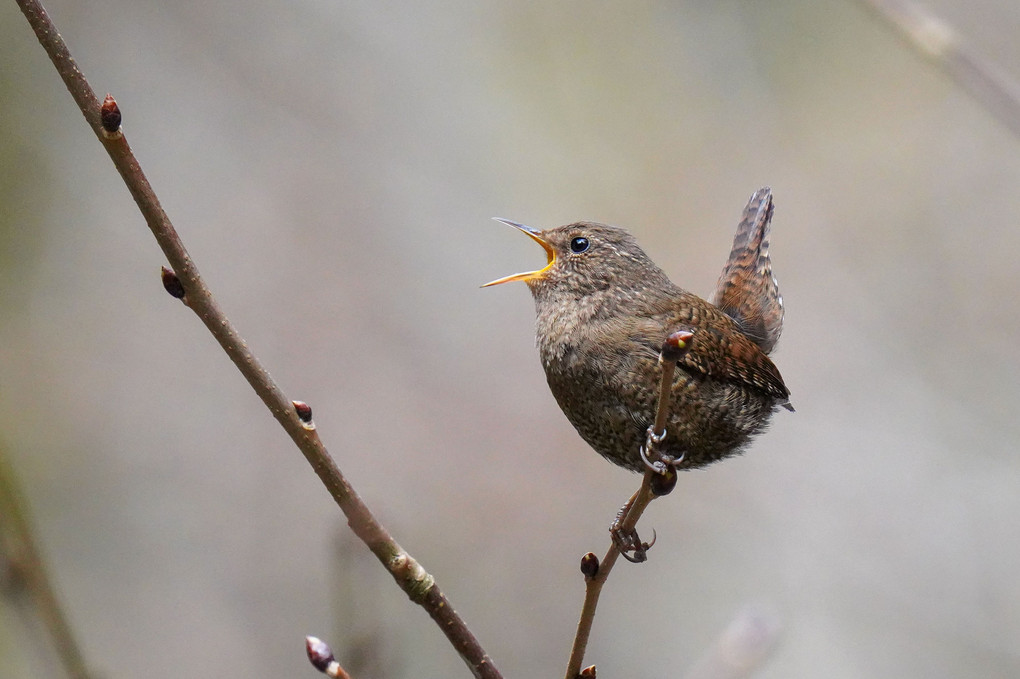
[711,187,784,355]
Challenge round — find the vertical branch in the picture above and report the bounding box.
[564,474,658,679]
[564,330,693,679]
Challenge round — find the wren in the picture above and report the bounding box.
[485,188,790,472]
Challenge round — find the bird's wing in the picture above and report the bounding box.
[686,324,790,401]
[628,300,790,402]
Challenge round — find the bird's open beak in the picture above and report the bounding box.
[482,218,556,287]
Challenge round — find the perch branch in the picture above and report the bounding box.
[564,331,692,679]
[13,1,499,677]
[564,475,657,679]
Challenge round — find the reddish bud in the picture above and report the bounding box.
[579,665,597,678]
[161,266,185,299]
[305,636,334,672]
[650,466,678,496]
[293,400,313,423]
[661,329,695,362]
[100,94,122,133]
[579,552,599,579]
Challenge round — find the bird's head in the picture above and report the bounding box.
[483,219,668,297]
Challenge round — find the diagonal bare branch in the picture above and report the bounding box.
[13,1,500,676]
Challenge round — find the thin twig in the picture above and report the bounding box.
[564,332,691,679]
[13,2,500,677]
[0,444,93,679]
[564,474,657,679]
[861,0,1020,138]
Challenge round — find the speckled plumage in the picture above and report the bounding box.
[492,188,790,472]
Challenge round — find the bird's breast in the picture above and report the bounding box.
[534,295,661,381]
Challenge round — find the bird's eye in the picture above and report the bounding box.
[570,237,590,253]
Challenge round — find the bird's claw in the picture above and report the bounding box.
[640,426,667,473]
[640,427,685,473]
[611,526,657,563]
[639,446,668,474]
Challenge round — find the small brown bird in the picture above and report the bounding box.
[484,188,790,472]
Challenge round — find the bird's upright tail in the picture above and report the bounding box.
[711,187,784,355]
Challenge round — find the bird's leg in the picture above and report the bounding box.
[609,488,656,563]
[610,489,643,559]
[612,526,657,563]
[610,329,695,562]
[642,329,695,472]
[613,489,640,525]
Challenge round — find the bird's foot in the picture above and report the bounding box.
[640,426,668,473]
[639,446,668,474]
[611,525,657,563]
[640,426,685,474]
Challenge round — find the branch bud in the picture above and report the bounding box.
[293,400,313,423]
[100,94,122,136]
[579,665,597,678]
[293,401,316,430]
[579,552,599,579]
[661,329,695,363]
[649,466,678,496]
[305,636,335,672]
[305,636,351,678]
[161,266,185,299]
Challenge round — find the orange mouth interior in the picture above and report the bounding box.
[482,219,555,287]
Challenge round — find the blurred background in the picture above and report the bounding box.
[2,1,1019,677]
